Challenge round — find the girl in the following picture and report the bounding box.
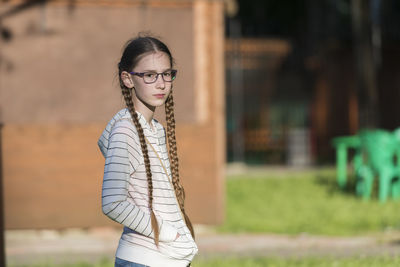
[98,35,198,267]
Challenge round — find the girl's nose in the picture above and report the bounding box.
[155,74,166,89]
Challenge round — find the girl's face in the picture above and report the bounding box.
[122,51,173,113]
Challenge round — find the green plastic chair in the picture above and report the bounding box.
[356,129,400,202]
[332,135,361,188]
[393,127,400,161]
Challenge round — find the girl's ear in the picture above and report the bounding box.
[121,71,134,89]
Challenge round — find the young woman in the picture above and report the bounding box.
[98,36,198,267]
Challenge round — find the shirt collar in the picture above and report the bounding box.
[135,110,158,135]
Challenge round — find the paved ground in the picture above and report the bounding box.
[6,226,400,265]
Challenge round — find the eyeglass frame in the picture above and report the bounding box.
[129,69,178,84]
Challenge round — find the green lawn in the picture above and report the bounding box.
[14,256,400,267]
[193,256,400,267]
[217,168,400,236]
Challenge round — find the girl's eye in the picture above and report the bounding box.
[163,72,171,77]
[145,73,156,78]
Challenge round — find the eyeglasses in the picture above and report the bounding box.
[129,69,177,84]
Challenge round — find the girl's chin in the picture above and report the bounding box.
[136,97,167,111]
[151,99,167,107]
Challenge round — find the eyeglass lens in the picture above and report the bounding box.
[143,71,176,83]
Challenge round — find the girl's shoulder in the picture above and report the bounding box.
[108,109,137,131]
[98,109,137,157]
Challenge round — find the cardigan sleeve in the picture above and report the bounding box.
[101,120,178,242]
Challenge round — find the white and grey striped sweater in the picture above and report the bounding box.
[98,109,198,267]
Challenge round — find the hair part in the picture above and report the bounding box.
[119,34,174,72]
[118,35,194,245]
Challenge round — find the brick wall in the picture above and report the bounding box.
[0,0,225,229]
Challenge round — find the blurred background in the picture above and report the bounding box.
[1,0,400,266]
[225,0,400,165]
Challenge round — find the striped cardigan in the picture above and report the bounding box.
[98,109,198,267]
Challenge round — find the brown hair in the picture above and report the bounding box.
[118,35,194,246]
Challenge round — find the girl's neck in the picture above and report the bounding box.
[133,96,155,125]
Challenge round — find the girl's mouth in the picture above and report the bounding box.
[153,94,166,98]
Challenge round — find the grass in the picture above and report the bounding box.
[193,256,400,267]
[8,259,112,267]
[13,256,400,267]
[217,168,400,236]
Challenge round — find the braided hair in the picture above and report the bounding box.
[118,35,194,246]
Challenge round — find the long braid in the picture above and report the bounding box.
[165,93,195,239]
[120,79,160,246]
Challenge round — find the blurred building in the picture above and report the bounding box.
[0,0,225,229]
[225,0,400,165]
